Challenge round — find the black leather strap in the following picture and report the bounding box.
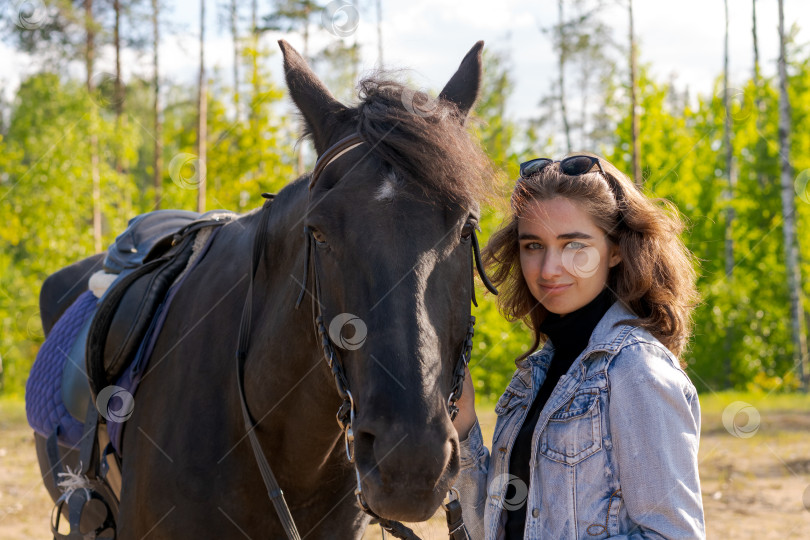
[471,230,498,295]
[445,498,471,540]
[78,398,99,476]
[46,428,65,481]
[234,195,302,540]
[308,134,366,190]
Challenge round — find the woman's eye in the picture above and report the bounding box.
[524,242,543,250]
[566,241,587,250]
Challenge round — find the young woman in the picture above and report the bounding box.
[452,154,705,539]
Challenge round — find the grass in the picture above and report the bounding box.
[0,395,27,424]
[4,391,810,539]
[698,390,810,414]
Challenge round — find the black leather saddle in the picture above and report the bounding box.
[46,209,236,540]
[103,210,202,274]
[84,209,237,396]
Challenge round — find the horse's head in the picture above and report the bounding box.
[280,40,494,521]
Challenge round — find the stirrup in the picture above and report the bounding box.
[51,489,116,540]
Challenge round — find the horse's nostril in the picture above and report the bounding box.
[354,430,376,464]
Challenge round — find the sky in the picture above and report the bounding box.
[2,0,809,130]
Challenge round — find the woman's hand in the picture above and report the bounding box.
[452,367,477,441]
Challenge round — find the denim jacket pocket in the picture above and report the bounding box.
[492,380,529,444]
[539,389,603,465]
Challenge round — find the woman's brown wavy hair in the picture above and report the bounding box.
[483,153,700,361]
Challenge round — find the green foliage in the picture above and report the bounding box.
[0,72,139,394]
[0,38,295,394]
[468,44,810,398]
[1,28,809,401]
[467,50,533,401]
[602,60,809,393]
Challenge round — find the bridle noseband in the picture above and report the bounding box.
[236,133,497,540]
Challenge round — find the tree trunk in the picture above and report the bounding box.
[558,0,572,153]
[352,0,359,82]
[580,59,589,150]
[231,0,240,122]
[197,0,207,212]
[752,0,766,189]
[86,0,102,253]
[376,0,383,67]
[629,0,641,186]
[722,0,736,388]
[777,0,808,390]
[152,0,163,209]
[752,0,761,86]
[113,0,123,174]
[250,0,258,124]
[297,4,311,175]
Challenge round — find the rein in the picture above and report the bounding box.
[235,133,497,540]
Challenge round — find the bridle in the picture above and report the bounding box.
[235,133,498,540]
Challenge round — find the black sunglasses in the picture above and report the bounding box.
[519,155,605,179]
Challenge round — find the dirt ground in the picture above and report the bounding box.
[2,396,809,539]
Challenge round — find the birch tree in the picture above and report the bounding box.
[197,0,208,212]
[777,0,808,390]
[722,0,737,387]
[628,0,641,185]
[152,0,163,208]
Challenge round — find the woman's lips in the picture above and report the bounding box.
[539,283,572,294]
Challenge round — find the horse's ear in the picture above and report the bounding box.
[439,41,484,120]
[278,39,345,154]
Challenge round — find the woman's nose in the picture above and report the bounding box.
[540,250,563,280]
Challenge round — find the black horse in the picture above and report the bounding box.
[35,40,495,538]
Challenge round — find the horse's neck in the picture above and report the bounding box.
[240,181,346,471]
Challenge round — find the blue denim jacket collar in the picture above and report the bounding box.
[520,299,640,372]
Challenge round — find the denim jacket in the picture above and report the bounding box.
[454,301,705,539]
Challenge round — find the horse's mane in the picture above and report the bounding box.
[316,76,497,206]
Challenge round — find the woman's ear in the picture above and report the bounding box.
[608,244,622,268]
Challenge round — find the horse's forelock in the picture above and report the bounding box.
[350,77,496,207]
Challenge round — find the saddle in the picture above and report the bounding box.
[33,209,236,540]
[85,209,237,396]
[102,210,202,274]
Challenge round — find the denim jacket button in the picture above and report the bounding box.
[532,508,539,518]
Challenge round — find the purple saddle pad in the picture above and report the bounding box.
[26,290,98,447]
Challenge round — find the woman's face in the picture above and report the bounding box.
[518,197,622,316]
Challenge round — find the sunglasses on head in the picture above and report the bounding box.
[519,155,605,179]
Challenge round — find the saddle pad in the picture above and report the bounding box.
[26,290,98,447]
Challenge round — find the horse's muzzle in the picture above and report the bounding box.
[352,419,460,521]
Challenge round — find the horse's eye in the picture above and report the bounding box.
[311,228,327,245]
[461,222,475,241]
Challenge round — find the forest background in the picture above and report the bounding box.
[0,0,809,403]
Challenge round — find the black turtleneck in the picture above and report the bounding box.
[504,287,615,539]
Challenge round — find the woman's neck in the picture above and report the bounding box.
[540,287,615,360]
